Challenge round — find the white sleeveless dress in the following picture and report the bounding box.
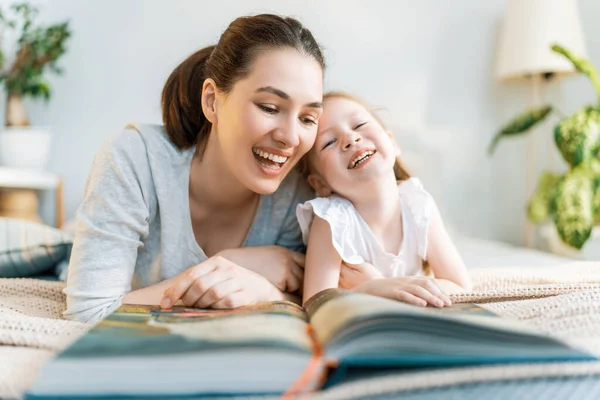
[296,178,433,277]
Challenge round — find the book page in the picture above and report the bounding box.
[61,302,313,358]
[307,290,544,348]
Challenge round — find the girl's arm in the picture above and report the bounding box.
[426,200,473,293]
[303,216,343,305]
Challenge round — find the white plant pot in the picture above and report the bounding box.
[540,223,600,261]
[0,127,52,170]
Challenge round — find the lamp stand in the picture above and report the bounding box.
[525,73,542,248]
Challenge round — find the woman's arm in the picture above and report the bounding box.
[217,246,305,293]
[302,216,343,305]
[124,256,300,308]
[426,201,473,293]
[64,130,152,324]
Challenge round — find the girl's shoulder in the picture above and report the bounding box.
[397,177,434,259]
[298,194,355,221]
[296,195,366,264]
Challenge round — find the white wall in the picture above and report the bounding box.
[11,0,600,245]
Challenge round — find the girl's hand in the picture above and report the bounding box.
[218,246,304,293]
[161,255,279,309]
[339,261,383,289]
[352,276,452,308]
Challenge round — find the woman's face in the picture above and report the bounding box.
[308,97,397,197]
[213,48,323,195]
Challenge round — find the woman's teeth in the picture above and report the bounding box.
[253,149,288,164]
[253,148,289,171]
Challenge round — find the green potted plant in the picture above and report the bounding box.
[489,44,600,254]
[0,2,70,170]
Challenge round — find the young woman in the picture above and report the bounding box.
[64,14,325,323]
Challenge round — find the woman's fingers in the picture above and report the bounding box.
[181,269,232,307]
[288,262,304,290]
[290,251,306,268]
[210,290,248,309]
[194,278,242,309]
[285,271,301,293]
[161,257,229,309]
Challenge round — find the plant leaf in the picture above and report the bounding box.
[552,44,600,99]
[527,171,562,223]
[554,163,596,249]
[555,106,600,167]
[488,105,552,155]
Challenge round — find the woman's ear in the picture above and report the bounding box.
[201,78,218,124]
[307,173,333,197]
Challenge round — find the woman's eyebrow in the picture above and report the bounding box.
[255,86,322,108]
[256,86,289,99]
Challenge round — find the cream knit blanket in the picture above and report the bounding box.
[2,261,600,399]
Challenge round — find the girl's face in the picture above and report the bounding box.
[308,97,397,197]
[210,48,323,195]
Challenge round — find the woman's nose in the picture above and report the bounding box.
[272,117,300,147]
[343,132,362,150]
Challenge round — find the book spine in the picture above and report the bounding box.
[282,324,327,398]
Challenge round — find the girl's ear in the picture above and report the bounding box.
[386,130,402,156]
[201,78,219,124]
[307,173,333,197]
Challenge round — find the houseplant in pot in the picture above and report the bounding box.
[489,44,600,257]
[0,2,70,170]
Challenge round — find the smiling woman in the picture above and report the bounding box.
[63,14,325,324]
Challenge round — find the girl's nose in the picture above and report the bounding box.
[343,132,362,150]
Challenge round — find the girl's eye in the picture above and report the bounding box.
[258,104,278,114]
[354,122,368,130]
[322,139,336,150]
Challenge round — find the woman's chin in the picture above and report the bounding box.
[246,179,281,195]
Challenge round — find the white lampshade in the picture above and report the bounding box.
[496,0,588,81]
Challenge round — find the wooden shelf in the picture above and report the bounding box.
[0,167,60,190]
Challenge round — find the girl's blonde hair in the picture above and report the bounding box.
[300,91,411,181]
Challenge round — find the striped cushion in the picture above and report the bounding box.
[0,218,73,278]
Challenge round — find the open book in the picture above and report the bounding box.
[27,289,595,399]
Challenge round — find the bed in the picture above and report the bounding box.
[2,237,600,400]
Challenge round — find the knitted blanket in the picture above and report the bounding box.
[2,261,600,399]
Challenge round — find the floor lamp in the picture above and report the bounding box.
[495,0,588,248]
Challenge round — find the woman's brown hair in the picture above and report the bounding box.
[161,14,325,152]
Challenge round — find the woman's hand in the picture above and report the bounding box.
[339,261,383,289]
[160,255,279,309]
[352,276,452,308]
[218,246,304,293]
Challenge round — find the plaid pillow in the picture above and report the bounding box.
[0,218,73,278]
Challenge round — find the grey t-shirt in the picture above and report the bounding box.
[64,124,314,324]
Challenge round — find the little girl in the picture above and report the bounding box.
[297,92,472,306]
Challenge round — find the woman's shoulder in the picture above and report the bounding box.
[103,123,183,157]
[98,123,194,175]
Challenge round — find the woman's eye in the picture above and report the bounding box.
[258,104,278,114]
[301,116,317,125]
[322,139,336,149]
[354,122,368,130]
